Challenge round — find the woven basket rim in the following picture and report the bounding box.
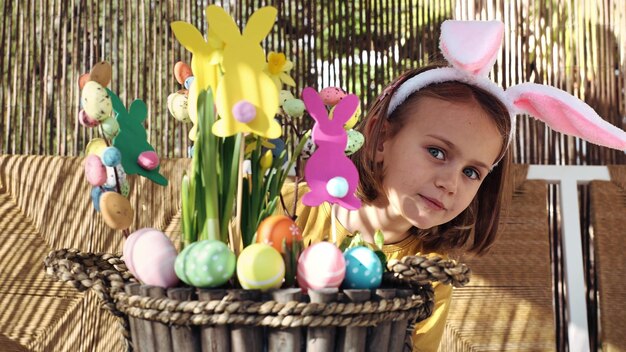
[44,248,470,328]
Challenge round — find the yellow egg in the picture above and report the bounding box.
[85,138,108,157]
[236,243,285,290]
[330,104,361,130]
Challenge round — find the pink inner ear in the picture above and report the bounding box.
[514,92,626,149]
[440,21,504,76]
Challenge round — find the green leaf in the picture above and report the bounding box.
[181,174,192,248]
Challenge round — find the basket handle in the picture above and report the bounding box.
[44,248,133,317]
[385,255,471,288]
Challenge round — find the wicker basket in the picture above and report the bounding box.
[44,248,470,352]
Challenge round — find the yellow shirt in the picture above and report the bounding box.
[279,182,452,352]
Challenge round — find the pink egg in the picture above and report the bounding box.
[319,87,347,106]
[297,241,346,293]
[84,154,107,186]
[137,151,160,170]
[78,109,100,127]
[123,228,179,288]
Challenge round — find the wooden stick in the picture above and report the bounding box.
[125,283,144,352]
[229,289,263,352]
[268,288,302,352]
[167,287,200,352]
[141,285,173,352]
[197,289,230,352]
[337,289,371,352]
[387,289,413,352]
[366,289,396,352]
[306,288,339,352]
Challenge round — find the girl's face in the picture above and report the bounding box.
[375,96,504,230]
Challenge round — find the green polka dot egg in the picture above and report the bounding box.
[345,129,364,155]
[174,240,236,288]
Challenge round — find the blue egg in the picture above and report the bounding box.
[102,146,122,167]
[343,246,383,289]
[326,176,349,198]
[265,138,286,158]
[187,145,195,158]
[184,76,195,90]
[91,186,105,211]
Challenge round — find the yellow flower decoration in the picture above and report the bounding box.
[265,52,296,90]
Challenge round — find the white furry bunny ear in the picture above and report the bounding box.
[440,20,504,77]
[507,83,626,151]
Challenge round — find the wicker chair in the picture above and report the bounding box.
[590,165,626,352]
[0,157,559,351]
[440,164,557,351]
[0,155,189,351]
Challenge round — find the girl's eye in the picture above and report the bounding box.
[463,168,480,180]
[427,147,445,160]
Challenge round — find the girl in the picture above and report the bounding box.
[280,65,511,351]
[280,20,626,351]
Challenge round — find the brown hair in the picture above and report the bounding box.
[351,64,512,256]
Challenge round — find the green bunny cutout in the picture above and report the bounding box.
[108,88,168,186]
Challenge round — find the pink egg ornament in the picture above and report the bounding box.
[123,228,179,288]
[137,151,160,171]
[319,87,347,106]
[84,154,107,186]
[297,241,346,293]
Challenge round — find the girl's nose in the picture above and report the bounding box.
[435,167,459,194]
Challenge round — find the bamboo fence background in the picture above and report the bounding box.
[1,0,625,351]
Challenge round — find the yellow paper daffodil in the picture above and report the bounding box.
[265,52,296,90]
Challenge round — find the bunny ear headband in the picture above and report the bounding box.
[387,20,626,154]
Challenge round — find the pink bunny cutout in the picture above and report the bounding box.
[301,87,361,210]
[389,20,626,152]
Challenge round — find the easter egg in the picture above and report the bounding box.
[342,246,383,289]
[297,242,346,292]
[84,154,107,186]
[81,81,112,121]
[78,73,91,90]
[236,243,285,290]
[137,151,159,170]
[329,104,361,130]
[123,228,179,288]
[184,76,195,90]
[85,138,108,157]
[120,179,130,197]
[89,61,112,87]
[256,215,302,253]
[345,129,365,155]
[78,109,100,128]
[101,146,122,167]
[91,186,109,212]
[167,92,190,123]
[174,61,193,85]
[175,240,236,288]
[319,87,346,106]
[266,138,285,158]
[282,99,305,117]
[300,137,316,160]
[279,90,295,106]
[101,116,120,139]
[104,164,126,188]
[326,176,349,198]
[100,191,133,230]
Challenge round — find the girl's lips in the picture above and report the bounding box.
[419,194,446,210]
